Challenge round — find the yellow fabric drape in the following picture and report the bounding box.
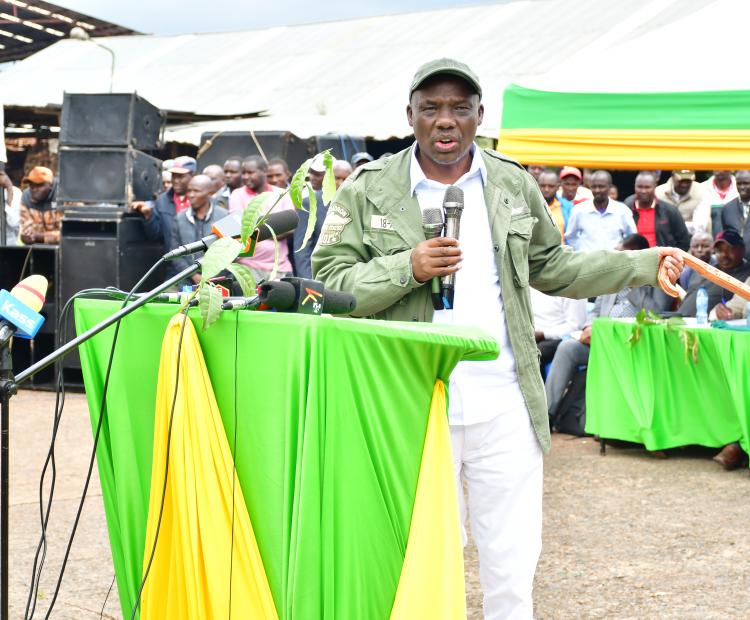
[498,128,750,170]
[390,380,466,620]
[140,314,278,619]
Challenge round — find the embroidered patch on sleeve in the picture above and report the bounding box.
[319,204,353,246]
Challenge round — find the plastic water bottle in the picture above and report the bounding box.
[696,287,708,325]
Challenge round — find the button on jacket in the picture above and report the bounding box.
[312,146,660,453]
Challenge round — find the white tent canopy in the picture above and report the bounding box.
[518,0,749,94]
[0,0,722,144]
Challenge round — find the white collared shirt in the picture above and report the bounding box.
[410,145,527,426]
[564,198,637,252]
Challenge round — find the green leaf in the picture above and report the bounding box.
[322,150,337,205]
[289,157,313,209]
[635,308,646,324]
[267,224,279,282]
[199,282,223,330]
[200,237,243,280]
[226,263,256,297]
[297,183,318,252]
[241,192,272,246]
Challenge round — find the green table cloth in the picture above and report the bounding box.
[74,299,498,619]
[585,318,749,454]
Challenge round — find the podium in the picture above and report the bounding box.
[74,300,498,619]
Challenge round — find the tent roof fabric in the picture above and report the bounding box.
[0,0,720,142]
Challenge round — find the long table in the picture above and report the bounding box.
[585,318,750,457]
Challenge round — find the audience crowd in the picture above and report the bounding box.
[526,164,750,470]
[3,151,749,469]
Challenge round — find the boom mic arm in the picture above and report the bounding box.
[163,209,299,260]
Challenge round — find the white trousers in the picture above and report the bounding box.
[451,412,543,620]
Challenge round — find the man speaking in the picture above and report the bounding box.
[312,58,683,619]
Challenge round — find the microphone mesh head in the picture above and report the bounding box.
[422,207,443,226]
[444,186,464,205]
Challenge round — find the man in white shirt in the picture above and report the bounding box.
[530,288,588,371]
[692,170,738,234]
[565,170,637,251]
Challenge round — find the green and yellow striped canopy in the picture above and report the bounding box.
[498,84,750,170]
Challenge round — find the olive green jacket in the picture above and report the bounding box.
[312,146,659,453]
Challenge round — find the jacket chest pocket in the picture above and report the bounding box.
[507,216,537,287]
[363,228,409,257]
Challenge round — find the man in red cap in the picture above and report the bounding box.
[19,166,61,245]
[558,165,592,212]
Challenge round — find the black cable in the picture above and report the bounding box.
[38,258,167,619]
[228,312,240,619]
[99,575,116,619]
[24,288,128,620]
[129,309,190,620]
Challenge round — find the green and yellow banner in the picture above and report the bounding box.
[499,84,750,169]
[75,300,498,619]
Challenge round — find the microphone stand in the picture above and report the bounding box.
[0,261,200,620]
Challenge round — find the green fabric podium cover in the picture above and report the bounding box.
[585,318,749,454]
[74,299,498,619]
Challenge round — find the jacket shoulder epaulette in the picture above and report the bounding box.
[483,148,526,172]
[348,158,386,183]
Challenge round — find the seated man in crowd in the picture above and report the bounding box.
[293,156,331,279]
[565,170,636,251]
[679,231,714,290]
[530,287,587,373]
[229,155,295,282]
[655,170,704,232]
[168,175,229,284]
[19,166,61,245]
[545,234,672,422]
[678,229,750,316]
[267,158,291,189]
[558,166,593,212]
[537,170,568,241]
[333,160,353,188]
[720,169,750,259]
[624,171,690,251]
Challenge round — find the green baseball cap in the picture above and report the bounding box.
[409,58,482,99]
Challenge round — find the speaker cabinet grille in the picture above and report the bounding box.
[60,93,164,150]
[57,147,162,204]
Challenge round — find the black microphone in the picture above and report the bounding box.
[164,209,300,260]
[440,186,464,310]
[258,279,357,315]
[421,206,444,311]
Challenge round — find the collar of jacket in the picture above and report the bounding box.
[363,145,523,254]
[185,202,214,225]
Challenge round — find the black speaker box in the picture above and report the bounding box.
[58,216,165,373]
[196,131,314,173]
[57,147,162,205]
[60,92,165,150]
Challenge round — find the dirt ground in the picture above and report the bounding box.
[6,390,750,618]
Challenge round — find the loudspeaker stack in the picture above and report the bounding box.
[57,93,167,383]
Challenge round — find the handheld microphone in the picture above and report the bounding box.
[164,209,300,260]
[0,275,48,347]
[258,279,357,315]
[440,186,464,310]
[421,207,445,311]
